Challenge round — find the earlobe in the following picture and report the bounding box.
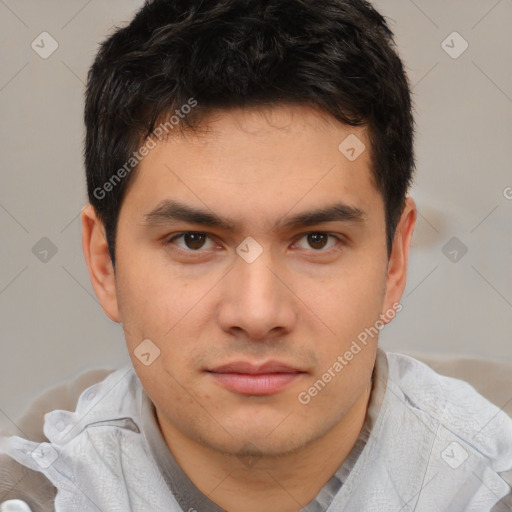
[81,204,120,322]
[382,197,417,320]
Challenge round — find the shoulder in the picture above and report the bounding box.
[384,351,512,471]
[0,366,127,510]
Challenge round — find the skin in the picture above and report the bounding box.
[82,104,416,512]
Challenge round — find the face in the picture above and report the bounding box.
[100,105,407,457]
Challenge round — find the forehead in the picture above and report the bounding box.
[121,104,382,226]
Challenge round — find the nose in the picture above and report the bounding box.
[217,246,297,341]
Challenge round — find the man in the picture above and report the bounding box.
[1,0,511,511]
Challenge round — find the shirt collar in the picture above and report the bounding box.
[138,348,389,512]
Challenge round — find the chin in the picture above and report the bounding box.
[195,420,324,460]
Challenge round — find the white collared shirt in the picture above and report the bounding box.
[1,350,511,511]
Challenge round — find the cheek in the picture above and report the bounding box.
[115,264,216,382]
[300,262,386,372]
[114,259,178,352]
[306,261,386,327]
[116,243,183,314]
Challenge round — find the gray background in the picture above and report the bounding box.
[1,0,511,431]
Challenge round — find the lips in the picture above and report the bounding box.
[210,361,302,375]
[207,360,305,396]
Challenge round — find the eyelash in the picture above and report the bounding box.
[165,231,344,255]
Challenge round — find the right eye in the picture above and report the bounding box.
[166,232,217,251]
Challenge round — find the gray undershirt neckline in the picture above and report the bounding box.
[139,349,388,512]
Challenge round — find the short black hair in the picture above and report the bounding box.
[84,0,415,267]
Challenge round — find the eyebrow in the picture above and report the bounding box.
[142,199,366,232]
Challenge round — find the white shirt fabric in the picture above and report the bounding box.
[1,350,511,511]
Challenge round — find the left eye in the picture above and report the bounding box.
[168,232,216,251]
[295,233,339,251]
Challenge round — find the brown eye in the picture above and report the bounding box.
[183,232,207,250]
[294,232,340,252]
[168,232,215,251]
[307,233,329,250]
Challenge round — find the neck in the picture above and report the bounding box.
[156,379,372,512]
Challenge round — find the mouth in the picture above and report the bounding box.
[206,361,306,396]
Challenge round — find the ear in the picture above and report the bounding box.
[81,204,120,322]
[381,197,416,321]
